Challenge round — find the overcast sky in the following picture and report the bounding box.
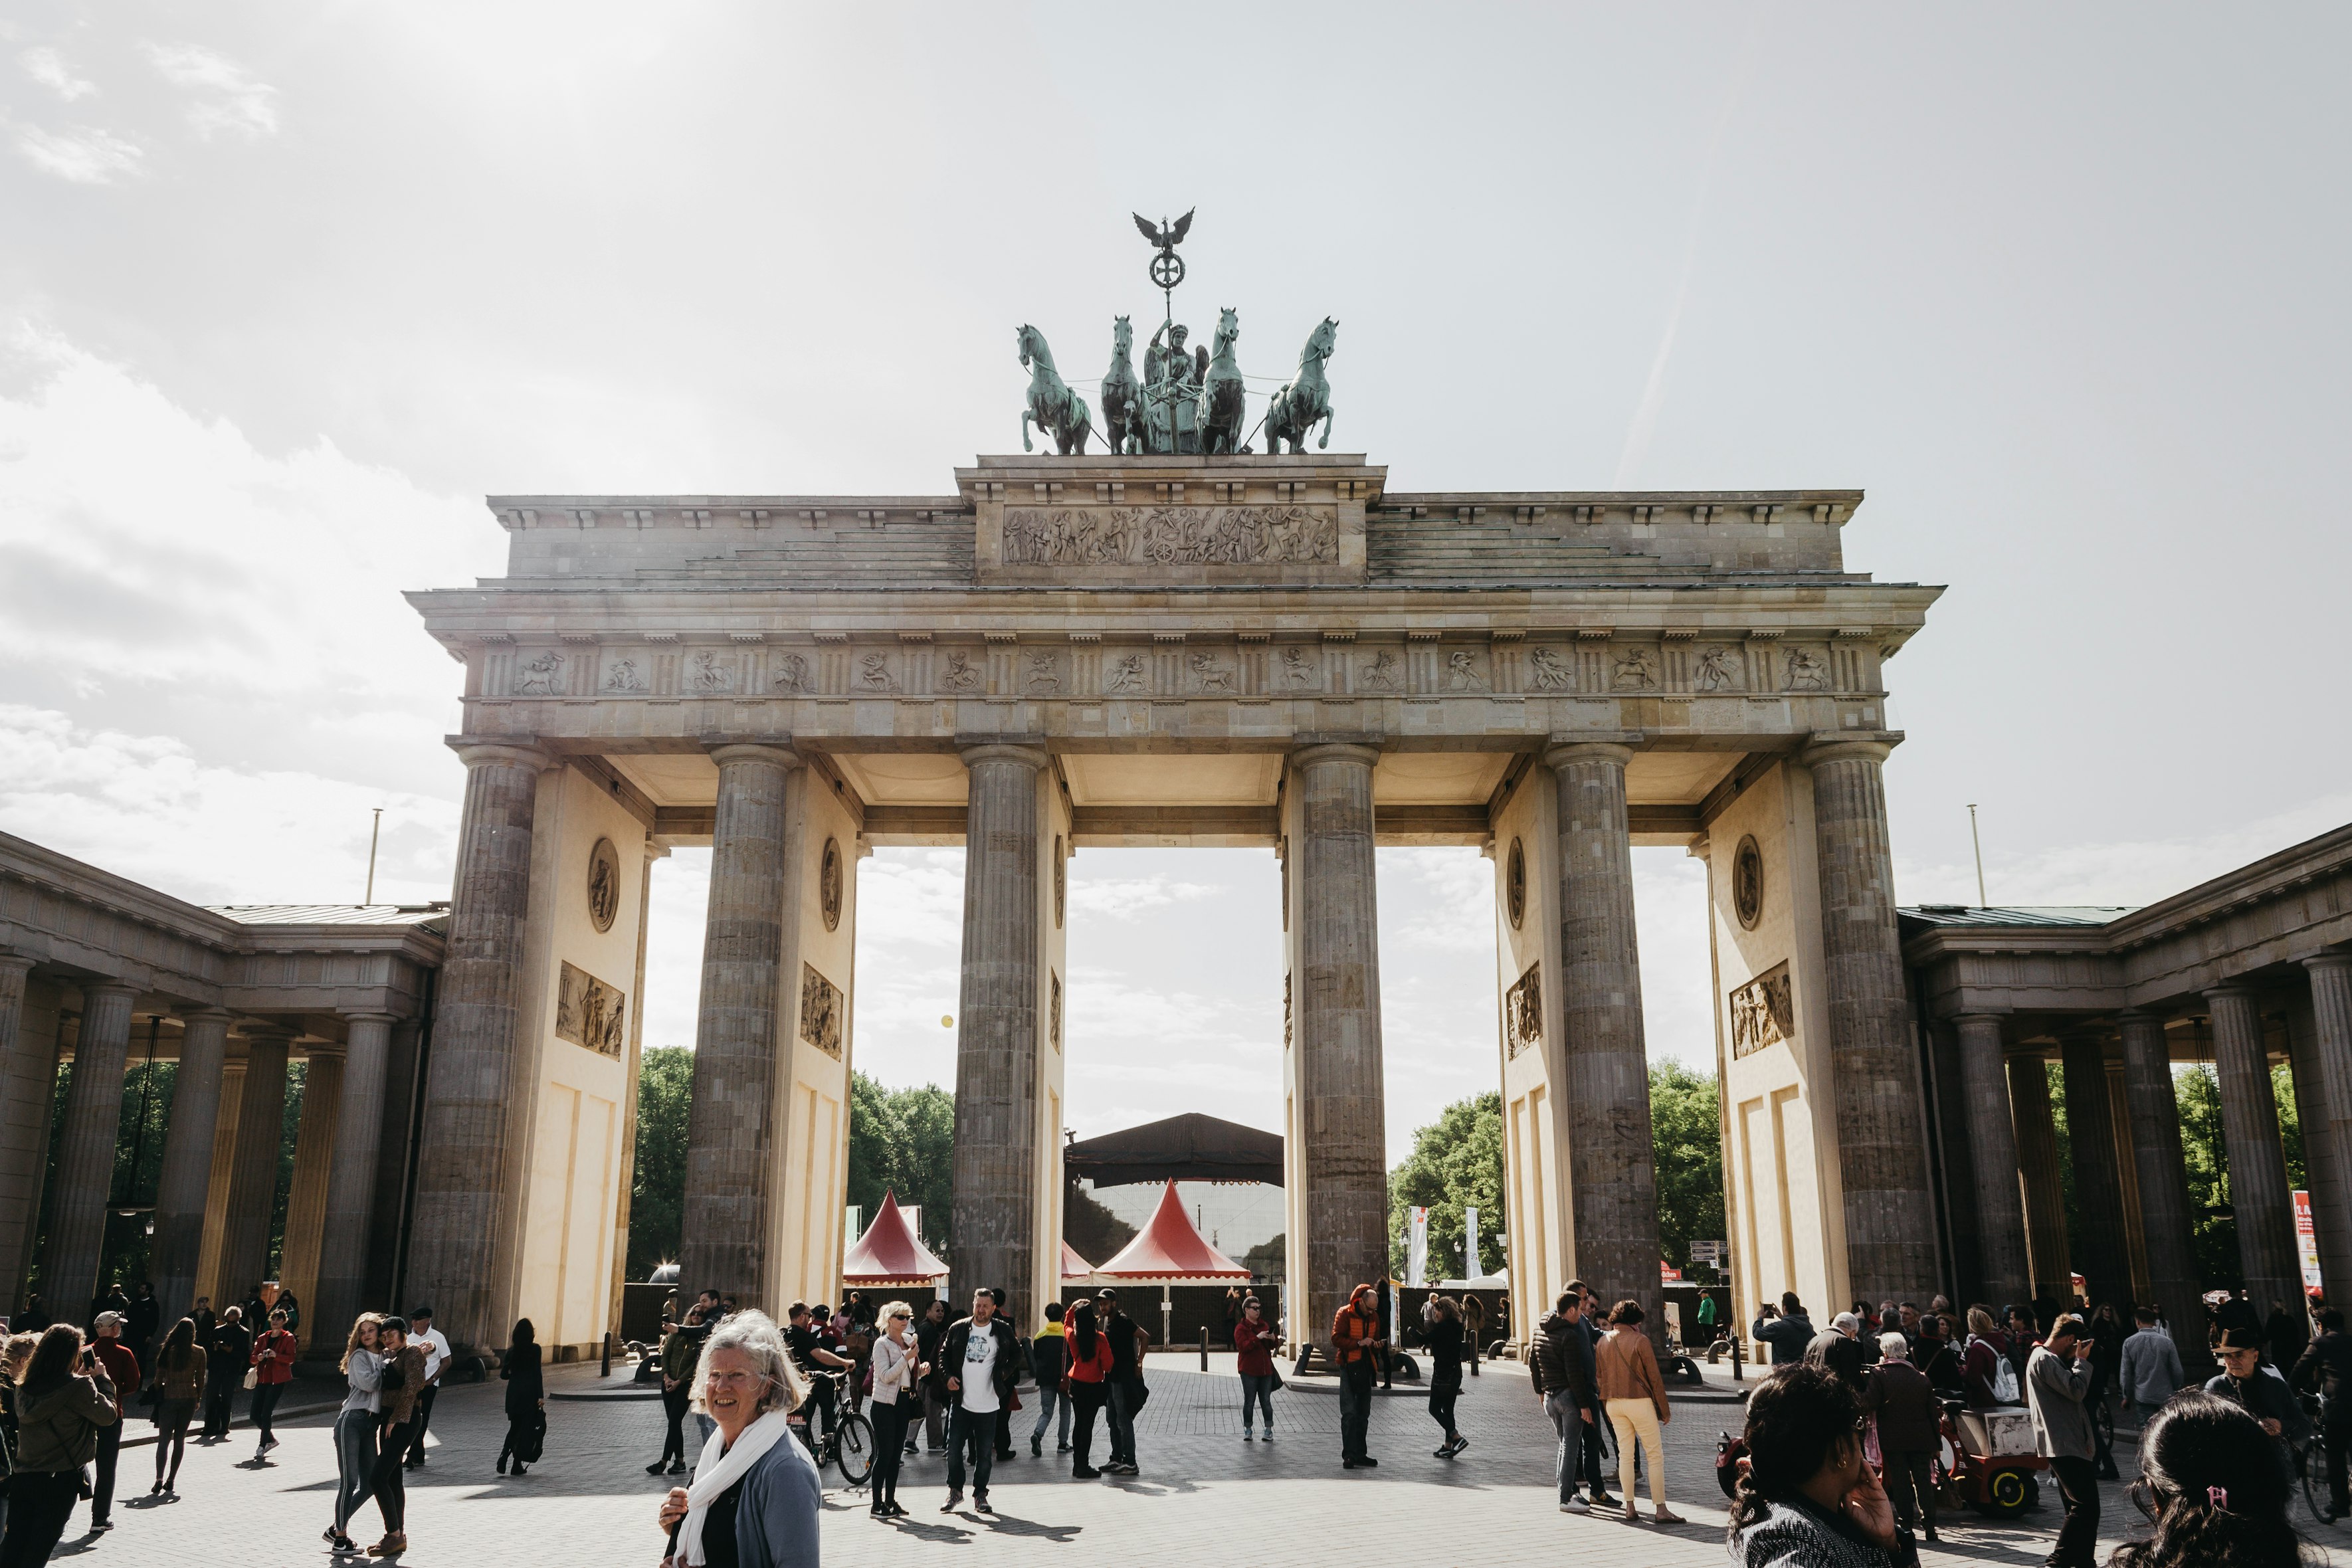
[3,5,2347,1163]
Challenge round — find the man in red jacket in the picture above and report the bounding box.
[88,1310,141,1531]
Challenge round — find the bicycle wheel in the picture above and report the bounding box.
[832,1409,876,1488]
[2300,1442,2337,1526]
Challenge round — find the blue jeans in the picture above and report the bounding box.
[946,1405,995,1497]
[1240,1373,1277,1431]
[1108,1378,1139,1466]
[1547,1391,1607,1501]
[332,1410,377,1533]
[1030,1383,1070,1448]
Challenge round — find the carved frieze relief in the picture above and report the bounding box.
[555,960,627,1058]
[603,656,647,694]
[937,650,983,692]
[686,649,736,695]
[1003,503,1337,567]
[1611,646,1658,691]
[1505,961,1541,1058]
[1729,961,1795,1058]
[799,961,844,1058]
[1693,646,1742,692]
[514,650,565,695]
[1445,650,1487,692]
[1025,650,1062,694]
[1525,645,1575,691]
[1784,647,1830,692]
[1361,649,1403,692]
[771,652,813,693]
[856,651,896,692]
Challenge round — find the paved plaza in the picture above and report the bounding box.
[43,1356,2352,1566]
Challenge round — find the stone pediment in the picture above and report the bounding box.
[960,454,1379,587]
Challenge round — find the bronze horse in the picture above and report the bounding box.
[1197,306,1247,456]
[1018,324,1092,454]
[1101,316,1143,454]
[1266,316,1338,454]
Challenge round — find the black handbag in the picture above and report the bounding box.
[512,1410,547,1463]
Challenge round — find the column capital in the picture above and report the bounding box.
[706,741,803,770]
[341,1011,401,1027]
[2115,1006,2171,1023]
[80,979,138,1002]
[1543,740,1634,770]
[2305,950,2352,975]
[959,742,1049,771]
[452,741,552,772]
[1799,734,1898,769]
[2203,983,2258,1003]
[1948,1007,2014,1023]
[0,950,34,979]
[1290,741,1382,770]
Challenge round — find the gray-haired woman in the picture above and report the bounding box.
[656,1310,823,1567]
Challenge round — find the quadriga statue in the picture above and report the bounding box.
[1266,316,1338,454]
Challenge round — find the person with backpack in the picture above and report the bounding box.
[1962,1305,2021,1408]
[1028,1302,1070,1456]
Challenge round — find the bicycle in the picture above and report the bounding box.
[2296,1391,2341,1527]
[801,1374,875,1488]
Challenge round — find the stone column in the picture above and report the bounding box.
[948,743,1048,1324]
[2208,986,2302,1320]
[678,745,801,1307]
[2305,954,2352,1298]
[1286,743,1388,1351]
[2119,1011,2202,1362]
[0,954,43,1312]
[2059,1031,2132,1312]
[45,981,138,1316]
[1543,741,1660,1326]
[1801,737,1939,1301]
[312,1013,395,1344]
[217,1027,294,1300]
[151,1009,232,1325]
[1955,1013,2032,1306]
[403,742,547,1351]
[276,1048,343,1335]
[2008,1052,2072,1304]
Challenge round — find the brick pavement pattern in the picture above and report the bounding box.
[43,1359,2352,1566]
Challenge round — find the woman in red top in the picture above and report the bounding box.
[248,1309,298,1459]
[1061,1299,1113,1479]
[1233,1296,1281,1440]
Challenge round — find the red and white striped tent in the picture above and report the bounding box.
[1092,1181,1250,1284]
[842,1190,949,1290]
[1061,1240,1097,1284]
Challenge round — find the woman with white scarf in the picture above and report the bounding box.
[657,1311,823,1567]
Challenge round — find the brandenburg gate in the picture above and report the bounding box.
[403,452,1941,1356]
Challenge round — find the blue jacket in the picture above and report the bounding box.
[728,1427,823,1567]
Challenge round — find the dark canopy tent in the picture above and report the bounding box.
[1063,1112,1284,1188]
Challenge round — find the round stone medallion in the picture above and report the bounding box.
[1506,838,1527,929]
[585,837,620,933]
[820,837,843,931]
[1733,834,1765,930]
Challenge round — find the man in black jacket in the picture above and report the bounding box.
[1100,1288,1145,1475]
[2293,1308,2352,1516]
[1751,1292,1815,1367]
[939,1288,1020,1514]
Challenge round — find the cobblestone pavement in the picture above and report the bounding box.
[37,1356,2352,1566]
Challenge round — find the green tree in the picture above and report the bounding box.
[2175,1062,2304,1291]
[1652,1062,1725,1278]
[844,1072,955,1254]
[627,1046,695,1281]
[1239,1232,1286,1282]
[1387,1092,1505,1279]
[1062,1179,1137,1268]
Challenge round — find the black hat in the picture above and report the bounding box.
[2217,1325,2264,1353]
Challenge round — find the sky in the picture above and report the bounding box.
[3,4,2348,1166]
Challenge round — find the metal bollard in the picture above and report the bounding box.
[1200,1325,1209,1370]
[601,1330,612,1378]
[1731,1331,1743,1383]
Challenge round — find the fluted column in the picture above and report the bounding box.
[276,1048,343,1339]
[217,1027,294,1300]
[949,743,1048,1324]
[2306,954,2352,1299]
[152,1009,232,1325]
[312,1013,395,1344]
[2060,1031,2132,1312]
[404,741,547,1351]
[1801,737,1939,1300]
[1544,741,1660,1329]
[1287,742,1388,1350]
[2009,1051,2072,1304]
[2208,986,2301,1320]
[1955,1013,2032,1305]
[0,954,44,1312]
[678,744,802,1307]
[47,981,138,1318]
[2119,1011,2201,1363]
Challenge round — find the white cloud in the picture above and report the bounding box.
[1066,874,1217,920]
[21,47,96,101]
[145,43,277,139]
[0,704,457,907]
[14,124,141,183]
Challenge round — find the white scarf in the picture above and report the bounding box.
[678,1409,789,1566]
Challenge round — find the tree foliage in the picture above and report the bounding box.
[2175,1062,2303,1291]
[1652,1061,1725,1277]
[846,1072,955,1254]
[1062,1179,1138,1268]
[1387,1092,1505,1279]
[627,1046,695,1281]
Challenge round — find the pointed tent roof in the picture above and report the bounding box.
[1092,1181,1250,1282]
[1060,1240,1096,1282]
[842,1190,949,1286]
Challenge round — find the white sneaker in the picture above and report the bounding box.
[1561,1496,1591,1514]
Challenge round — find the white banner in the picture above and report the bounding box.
[1464,1205,1481,1280]
[1407,1207,1429,1287]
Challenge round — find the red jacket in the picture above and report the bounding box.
[250,1328,298,1385]
[1234,1319,1279,1377]
[92,1340,140,1416]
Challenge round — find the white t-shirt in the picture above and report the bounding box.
[958,1324,1002,1414]
[415,1327,451,1383]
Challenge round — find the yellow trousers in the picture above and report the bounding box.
[1605,1397,1666,1505]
